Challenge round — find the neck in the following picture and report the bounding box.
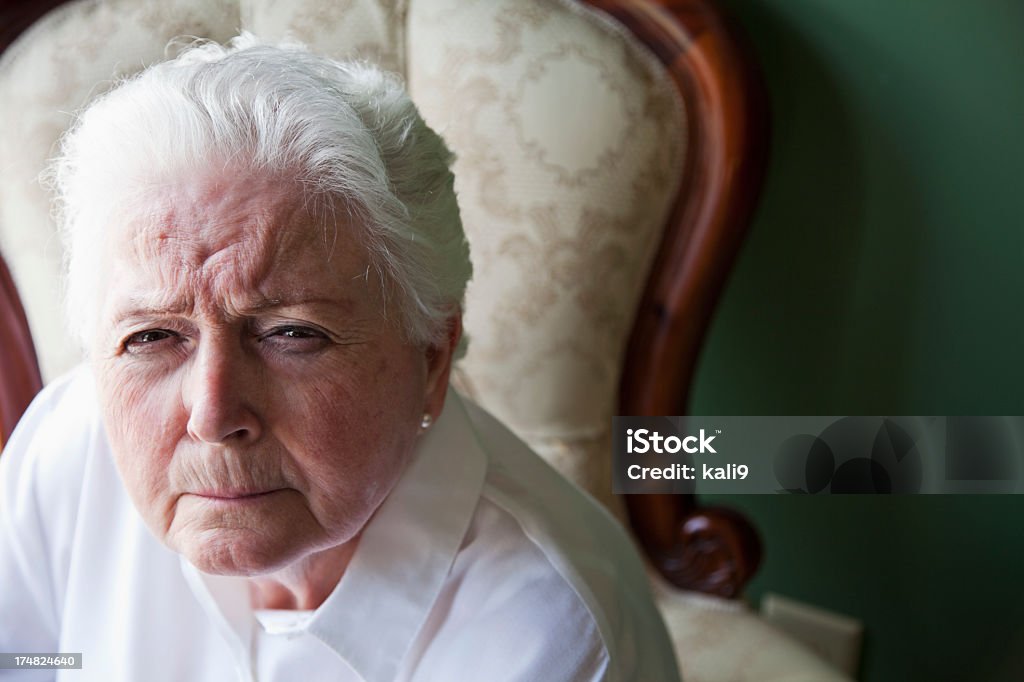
[248,536,360,611]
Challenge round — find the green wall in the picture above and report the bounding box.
[691,1,1024,680]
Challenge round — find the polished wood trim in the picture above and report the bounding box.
[583,0,769,597]
[0,253,43,445]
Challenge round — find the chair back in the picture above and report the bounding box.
[0,0,767,597]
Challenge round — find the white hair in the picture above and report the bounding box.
[48,33,470,356]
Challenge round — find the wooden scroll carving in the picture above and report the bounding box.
[583,0,770,597]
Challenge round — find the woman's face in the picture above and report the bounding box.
[93,170,451,576]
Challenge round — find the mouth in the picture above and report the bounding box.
[191,489,283,501]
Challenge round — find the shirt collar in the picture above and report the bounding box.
[182,389,488,682]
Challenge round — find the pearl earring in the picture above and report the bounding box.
[420,413,434,430]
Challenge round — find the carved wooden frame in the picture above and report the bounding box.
[582,0,770,597]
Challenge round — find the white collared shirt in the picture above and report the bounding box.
[0,367,679,681]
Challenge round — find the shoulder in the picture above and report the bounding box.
[0,366,112,579]
[0,365,109,647]
[451,395,680,682]
[1,365,104,504]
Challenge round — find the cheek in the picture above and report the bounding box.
[276,353,425,528]
[96,362,183,522]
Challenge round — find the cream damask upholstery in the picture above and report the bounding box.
[407,1,683,519]
[0,1,847,680]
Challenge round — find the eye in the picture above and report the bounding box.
[259,325,331,352]
[272,326,324,339]
[122,329,179,354]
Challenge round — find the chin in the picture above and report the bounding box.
[177,528,308,576]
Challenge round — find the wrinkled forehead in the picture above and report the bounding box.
[115,168,348,256]
[114,171,310,255]
[101,167,373,304]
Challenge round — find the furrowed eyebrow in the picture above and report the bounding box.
[110,295,357,323]
[110,294,191,323]
[239,297,357,314]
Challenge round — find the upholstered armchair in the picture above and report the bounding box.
[0,1,848,679]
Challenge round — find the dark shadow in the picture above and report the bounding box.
[694,0,928,416]
[694,2,945,682]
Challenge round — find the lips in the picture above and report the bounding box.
[191,489,281,500]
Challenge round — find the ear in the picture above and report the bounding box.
[422,314,463,420]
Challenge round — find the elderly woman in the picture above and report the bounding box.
[0,36,677,681]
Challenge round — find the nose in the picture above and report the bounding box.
[184,337,263,445]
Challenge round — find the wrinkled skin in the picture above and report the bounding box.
[92,169,457,608]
